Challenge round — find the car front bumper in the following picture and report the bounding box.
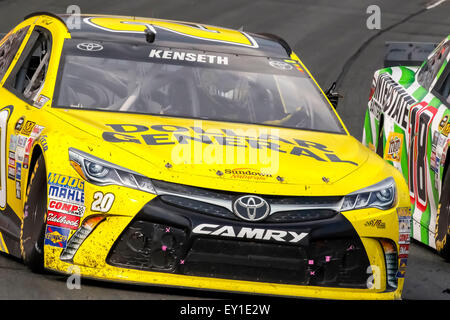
[44,188,408,300]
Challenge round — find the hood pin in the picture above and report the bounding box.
[165,162,172,169]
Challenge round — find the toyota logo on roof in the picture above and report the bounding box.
[76,42,104,51]
[269,60,293,70]
[233,195,270,221]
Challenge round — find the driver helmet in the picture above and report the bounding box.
[195,68,250,107]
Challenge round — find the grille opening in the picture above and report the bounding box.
[107,220,370,288]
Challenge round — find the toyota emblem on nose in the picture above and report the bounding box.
[233,195,270,221]
[76,42,104,51]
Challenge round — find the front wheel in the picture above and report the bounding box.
[436,168,450,261]
[20,154,47,272]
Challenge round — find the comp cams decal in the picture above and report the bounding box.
[102,124,359,166]
[48,199,85,217]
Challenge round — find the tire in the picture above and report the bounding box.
[20,154,47,272]
[436,167,450,261]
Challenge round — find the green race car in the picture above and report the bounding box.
[363,36,450,260]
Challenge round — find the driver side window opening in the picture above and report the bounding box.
[0,26,29,83]
[5,28,51,104]
[435,68,450,104]
[417,41,450,90]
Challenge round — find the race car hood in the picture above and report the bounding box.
[48,108,379,196]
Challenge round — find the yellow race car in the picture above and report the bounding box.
[0,12,411,299]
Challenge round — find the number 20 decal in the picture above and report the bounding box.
[408,102,437,212]
[91,192,115,213]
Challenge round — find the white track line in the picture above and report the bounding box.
[427,0,447,10]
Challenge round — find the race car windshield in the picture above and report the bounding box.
[54,41,345,134]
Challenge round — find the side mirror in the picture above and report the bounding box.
[325,82,343,109]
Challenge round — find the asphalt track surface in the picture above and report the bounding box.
[0,0,449,300]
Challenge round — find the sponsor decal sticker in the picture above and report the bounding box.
[396,270,406,278]
[102,124,359,166]
[396,207,410,217]
[44,225,70,248]
[39,135,48,151]
[370,73,416,130]
[8,151,15,166]
[21,121,36,136]
[15,180,21,199]
[15,162,21,180]
[23,154,29,169]
[397,207,410,276]
[9,134,17,151]
[399,217,411,234]
[364,219,386,229]
[48,173,84,190]
[17,135,27,147]
[47,211,81,230]
[384,132,403,162]
[399,233,410,244]
[399,244,409,257]
[34,95,50,108]
[8,154,15,179]
[438,115,448,131]
[47,173,85,205]
[14,117,25,132]
[48,199,85,217]
[15,147,24,162]
[439,114,450,136]
[30,125,44,138]
[24,137,34,154]
[220,168,273,181]
[8,166,15,180]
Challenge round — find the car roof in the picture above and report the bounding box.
[27,13,293,58]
